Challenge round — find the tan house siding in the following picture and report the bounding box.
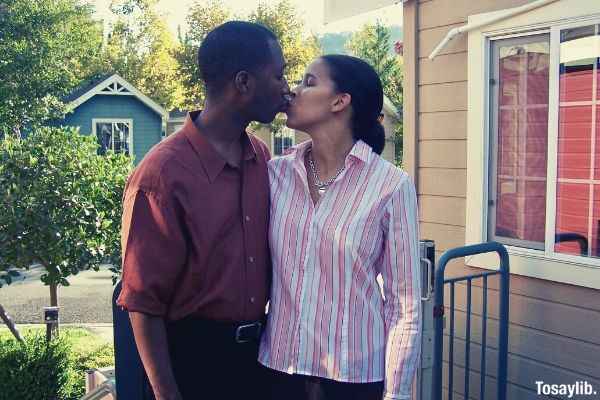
[405,0,600,398]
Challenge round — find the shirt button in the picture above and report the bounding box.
[248,256,255,263]
[250,297,255,303]
[245,215,251,222]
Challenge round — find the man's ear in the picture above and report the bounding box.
[331,93,351,113]
[234,71,253,94]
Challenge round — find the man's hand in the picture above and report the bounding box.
[129,312,183,400]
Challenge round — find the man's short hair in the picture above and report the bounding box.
[198,21,278,94]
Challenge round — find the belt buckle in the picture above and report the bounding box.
[235,322,262,343]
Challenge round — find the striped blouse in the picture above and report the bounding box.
[258,140,421,400]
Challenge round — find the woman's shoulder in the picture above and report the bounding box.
[367,155,415,199]
[371,153,408,180]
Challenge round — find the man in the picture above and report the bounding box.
[117,21,290,400]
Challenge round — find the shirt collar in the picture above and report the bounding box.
[289,139,372,166]
[182,110,257,183]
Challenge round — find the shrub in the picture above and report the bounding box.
[0,328,115,400]
[71,343,115,398]
[0,333,78,400]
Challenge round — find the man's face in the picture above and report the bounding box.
[250,40,290,124]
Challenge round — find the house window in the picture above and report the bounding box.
[273,127,295,156]
[489,34,550,251]
[467,6,600,288]
[488,23,600,260]
[94,120,132,156]
[555,25,600,258]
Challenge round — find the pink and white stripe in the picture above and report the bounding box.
[259,140,421,400]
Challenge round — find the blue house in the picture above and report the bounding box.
[57,73,167,164]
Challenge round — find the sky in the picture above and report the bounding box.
[90,0,403,36]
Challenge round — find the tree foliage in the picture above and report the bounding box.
[347,21,404,165]
[103,0,186,110]
[347,21,403,109]
[248,0,320,85]
[248,0,321,135]
[175,0,320,134]
[0,0,105,136]
[0,126,132,300]
[175,0,232,109]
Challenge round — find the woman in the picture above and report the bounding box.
[259,54,422,400]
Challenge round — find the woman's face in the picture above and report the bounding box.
[285,58,341,132]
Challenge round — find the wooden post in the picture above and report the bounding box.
[46,283,60,340]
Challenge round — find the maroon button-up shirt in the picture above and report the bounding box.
[117,111,271,322]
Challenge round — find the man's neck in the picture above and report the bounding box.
[193,101,249,166]
[194,102,248,144]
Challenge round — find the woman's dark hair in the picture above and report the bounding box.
[198,21,277,95]
[321,55,385,155]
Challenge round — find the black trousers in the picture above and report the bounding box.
[145,317,265,400]
[263,366,384,400]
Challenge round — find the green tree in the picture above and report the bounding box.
[248,0,321,136]
[248,0,320,85]
[103,0,185,110]
[347,21,403,108]
[347,21,404,165]
[175,0,232,109]
[0,0,105,136]
[0,126,132,308]
[175,0,320,134]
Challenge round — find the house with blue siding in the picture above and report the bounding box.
[56,73,167,164]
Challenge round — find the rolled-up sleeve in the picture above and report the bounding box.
[117,189,187,317]
[381,175,422,400]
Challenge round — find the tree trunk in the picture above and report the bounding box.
[47,283,59,340]
[50,283,58,307]
[0,303,24,343]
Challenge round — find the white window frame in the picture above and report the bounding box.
[271,127,296,157]
[466,2,600,289]
[92,118,134,156]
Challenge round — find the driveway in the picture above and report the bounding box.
[0,266,116,324]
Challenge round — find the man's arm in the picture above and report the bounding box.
[117,189,188,399]
[130,312,182,400]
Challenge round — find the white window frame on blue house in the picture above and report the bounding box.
[466,1,600,289]
[92,118,134,156]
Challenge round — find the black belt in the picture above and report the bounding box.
[233,321,263,343]
[167,317,264,344]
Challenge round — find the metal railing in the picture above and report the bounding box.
[432,242,510,400]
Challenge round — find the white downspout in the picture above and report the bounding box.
[428,0,561,60]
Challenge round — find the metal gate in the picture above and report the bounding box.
[416,241,510,400]
[432,242,509,400]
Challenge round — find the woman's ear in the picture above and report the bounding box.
[331,93,351,113]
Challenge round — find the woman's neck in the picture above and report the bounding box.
[307,122,355,177]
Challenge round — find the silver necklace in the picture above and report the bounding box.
[307,148,345,195]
